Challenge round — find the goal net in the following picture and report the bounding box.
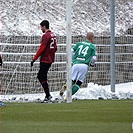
[0,0,132,101]
[1,36,133,96]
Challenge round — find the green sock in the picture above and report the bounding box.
[72,84,80,95]
[72,81,75,86]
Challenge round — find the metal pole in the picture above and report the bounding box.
[110,0,115,92]
[66,0,72,103]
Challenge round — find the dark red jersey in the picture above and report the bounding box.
[33,30,57,63]
[0,55,2,66]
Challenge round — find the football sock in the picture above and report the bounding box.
[44,88,50,98]
[72,80,75,85]
[42,81,50,98]
[72,84,80,95]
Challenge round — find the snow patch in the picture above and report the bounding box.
[0,82,132,103]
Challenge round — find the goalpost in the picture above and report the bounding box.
[66,0,72,103]
[110,0,115,92]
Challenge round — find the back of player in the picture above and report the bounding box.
[72,40,96,65]
[71,32,97,95]
[39,31,57,63]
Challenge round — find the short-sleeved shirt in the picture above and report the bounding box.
[72,40,97,65]
[33,30,57,63]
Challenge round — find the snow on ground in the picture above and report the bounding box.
[0,82,132,103]
[73,82,133,100]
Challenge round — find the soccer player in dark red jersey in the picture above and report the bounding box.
[31,20,57,102]
[0,55,2,66]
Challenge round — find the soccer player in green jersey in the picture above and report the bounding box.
[60,32,97,98]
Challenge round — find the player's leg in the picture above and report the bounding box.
[72,64,88,95]
[59,64,78,97]
[59,84,67,96]
[59,80,76,96]
[72,80,82,95]
[59,64,88,100]
[37,62,52,100]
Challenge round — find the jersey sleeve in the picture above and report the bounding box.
[71,48,74,59]
[41,34,48,46]
[73,43,79,51]
[33,44,46,60]
[33,34,48,60]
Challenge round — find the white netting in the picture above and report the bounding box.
[1,36,133,95]
[0,0,132,101]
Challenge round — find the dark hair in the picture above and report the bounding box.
[40,20,49,29]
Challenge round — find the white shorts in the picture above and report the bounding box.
[72,64,89,83]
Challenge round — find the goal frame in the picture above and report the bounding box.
[66,0,72,103]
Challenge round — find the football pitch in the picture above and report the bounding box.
[0,100,132,133]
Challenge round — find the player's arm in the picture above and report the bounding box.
[71,48,74,60]
[90,56,97,67]
[31,44,46,67]
[31,35,48,67]
[72,43,79,59]
[90,46,97,67]
[33,44,46,61]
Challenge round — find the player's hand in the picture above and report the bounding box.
[31,60,35,67]
[90,62,95,67]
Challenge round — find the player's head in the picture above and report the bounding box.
[40,20,49,33]
[86,32,94,42]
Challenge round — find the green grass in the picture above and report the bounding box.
[0,100,132,133]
